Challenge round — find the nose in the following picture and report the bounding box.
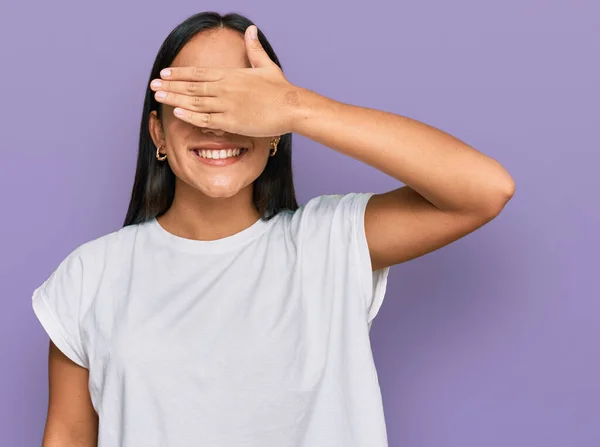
[200,127,225,136]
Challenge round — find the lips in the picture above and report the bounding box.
[192,148,248,159]
[188,141,250,160]
[189,141,244,150]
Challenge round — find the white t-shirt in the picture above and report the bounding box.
[32,192,390,447]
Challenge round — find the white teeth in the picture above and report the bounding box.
[195,148,246,159]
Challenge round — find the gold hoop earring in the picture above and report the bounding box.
[156,145,167,161]
[270,136,281,157]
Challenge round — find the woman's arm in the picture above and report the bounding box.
[42,342,98,446]
[289,88,516,270]
[149,32,514,270]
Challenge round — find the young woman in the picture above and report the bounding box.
[32,11,515,447]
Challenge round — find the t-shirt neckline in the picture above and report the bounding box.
[147,214,279,253]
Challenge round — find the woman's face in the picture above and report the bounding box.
[148,28,273,199]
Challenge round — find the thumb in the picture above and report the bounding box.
[245,25,273,68]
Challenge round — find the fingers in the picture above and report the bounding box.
[160,66,225,82]
[154,90,226,113]
[244,25,273,69]
[151,70,229,128]
[173,108,227,130]
[151,79,218,97]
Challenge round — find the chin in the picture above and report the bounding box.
[203,190,240,199]
[195,182,248,199]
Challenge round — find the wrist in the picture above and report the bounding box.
[286,86,321,135]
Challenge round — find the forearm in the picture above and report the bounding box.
[42,423,97,447]
[289,87,515,214]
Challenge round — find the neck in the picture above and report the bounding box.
[156,181,260,242]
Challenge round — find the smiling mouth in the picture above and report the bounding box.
[191,148,248,159]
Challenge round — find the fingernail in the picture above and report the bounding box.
[249,26,257,40]
[155,91,166,99]
[151,80,162,88]
[174,108,184,116]
[160,69,171,77]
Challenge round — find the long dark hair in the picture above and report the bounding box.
[123,11,298,227]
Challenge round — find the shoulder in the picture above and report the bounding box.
[288,192,375,227]
[301,192,366,211]
[37,223,143,295]
[31,223,143,368]
[64,224,137,265]
[276,193,375,246]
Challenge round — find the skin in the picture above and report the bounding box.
[42,342,97,446]
[42,25,515,445]
[147,27,285,241]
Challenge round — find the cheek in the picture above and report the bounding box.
[163,115,195,144]
[221,149,270,183]
[253,137,272,152]
[244,148,271,180]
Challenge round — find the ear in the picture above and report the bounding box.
[244,25,275,69]
[148,111,166,148]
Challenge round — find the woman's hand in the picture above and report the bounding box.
[150,25,301,137]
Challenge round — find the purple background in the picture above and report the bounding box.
[1,1,598,445]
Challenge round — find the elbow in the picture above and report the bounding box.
[503,175,517,202]
[482,174,516,220]
[497,170,516,208]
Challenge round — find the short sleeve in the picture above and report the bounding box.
[32,248,88,368]
[348,193,390,324]
[298,193,390,325]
